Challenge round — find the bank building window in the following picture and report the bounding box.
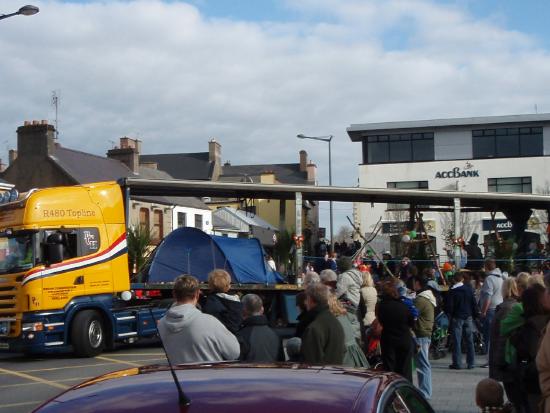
[472,127,543,159]
[363,132,434,164]
[387,181,429,190]
[488,177,532,193]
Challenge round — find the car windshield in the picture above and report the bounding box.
[0,233,34,274]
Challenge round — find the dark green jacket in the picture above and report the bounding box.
[302,305,345,365]
[414,290,436,338]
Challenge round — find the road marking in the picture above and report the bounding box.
[0,376,93,389]
[0,367,69,390]
[95,355,142,367]
[0,358,166,374]
[0,400,42,409]
[104,353,165,356]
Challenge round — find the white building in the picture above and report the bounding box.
[347,113,550,256]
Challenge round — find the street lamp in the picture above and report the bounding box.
[0,5,39,21]
[297,133,334,251]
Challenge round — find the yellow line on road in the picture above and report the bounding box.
[0,400,42,409]
[0,358,166,374]
[0,367,69,390]
[0,376,93,389]
[95,355,142,367]
[104,353,165,356]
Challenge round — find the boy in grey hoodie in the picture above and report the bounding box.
[158,275,240,365]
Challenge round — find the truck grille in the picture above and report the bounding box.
[0,275,21,336]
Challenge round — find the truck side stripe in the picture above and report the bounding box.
[22,234,128,286]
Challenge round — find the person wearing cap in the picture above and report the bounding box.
[465,233,484,271]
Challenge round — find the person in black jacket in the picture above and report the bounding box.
[301,283,345,364]
[446,271,479,369]
[202,269,242,334]
[238,294,283,362]
[376,278,415,382]
[464,233,483,271]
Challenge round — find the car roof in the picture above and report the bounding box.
[35,363,400,413]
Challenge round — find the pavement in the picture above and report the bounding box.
[0,342,488,413]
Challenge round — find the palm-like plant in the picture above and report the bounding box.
[127,224,152,276]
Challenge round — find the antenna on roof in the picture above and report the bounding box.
[148,308,191,406]
[51,91,59,140]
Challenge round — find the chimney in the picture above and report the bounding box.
[306,162,317,184]
[0,159,5,173]
[17,120,56,159]
[107,137,141,173]
[209,139,222,180]
[299,150,307,172]
[8,150,17,165]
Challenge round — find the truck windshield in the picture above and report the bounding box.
[0,233,34,274]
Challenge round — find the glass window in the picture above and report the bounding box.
[139,208,150,231]
[488,176,532,193]
[79,228,100,256]
[177,212,186,228]
[368,141,389,163]
[195,214,203,230]
[473,127,543,159]
[387,181,428,190]
[363,132,434,164]
[397,386,432,413]
[152,210,163,242]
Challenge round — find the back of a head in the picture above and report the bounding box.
[361,271,374,288]
[305,282,330,307]
[453,271,464,283]
[303,271,320,287]
[242,293,263,316]
[286,337,302,358]
[521,283,546,318]
[516,272,531,294]
[319,269,337,284]
[485,258,496,271]
[173,274,200,302]
[208,269,231,293]
[412,274,428,290]
[381,279,399,299]
[476,378,504,409]
[339,256,353,272]
[501,277,519,300]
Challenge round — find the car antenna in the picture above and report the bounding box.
[148,308,191,407]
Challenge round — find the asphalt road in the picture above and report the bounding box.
[0,343,486,413]
[0,341,168,413]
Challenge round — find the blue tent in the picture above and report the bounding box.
[147,227,283,284]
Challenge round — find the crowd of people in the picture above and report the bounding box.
[156,251,550,413]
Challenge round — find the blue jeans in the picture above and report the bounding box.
[415,336,432,399]
[482,308,495,356]
[451,317,475,368]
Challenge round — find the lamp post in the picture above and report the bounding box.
[297,133,333,251]
[0,5,39,21]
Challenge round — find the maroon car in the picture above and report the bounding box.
[32,363,434,413]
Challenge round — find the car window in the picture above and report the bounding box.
[383,392,409,413]
[396,385,432,413]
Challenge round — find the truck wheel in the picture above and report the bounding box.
[71,310,105,357]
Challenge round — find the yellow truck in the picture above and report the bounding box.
[0,181,299,357]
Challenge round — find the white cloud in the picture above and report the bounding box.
[1,0,550,230]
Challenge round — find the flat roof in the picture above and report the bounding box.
[121,178,550,212]
[347,113,550,141]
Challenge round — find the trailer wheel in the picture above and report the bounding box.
[71,310,105,357]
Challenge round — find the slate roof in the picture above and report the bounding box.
[221,163,310,185]
[140,153,213,180]
[51,147,135,183]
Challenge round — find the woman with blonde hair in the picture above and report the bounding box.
[202,269,242,334]
[489,277,520,407]
[328,293,369,368]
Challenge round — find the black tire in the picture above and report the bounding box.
[71,310,105,357]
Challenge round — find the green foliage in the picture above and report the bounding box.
[127,225,152,275]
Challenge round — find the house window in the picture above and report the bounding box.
[473,127,543,159]
[195,214,203,230]
[177,212,186,228]
[363,132,434,164]
[152,210,163,241]
[387,181,429,190]
[488,177,532,193]
[139,208,150,231]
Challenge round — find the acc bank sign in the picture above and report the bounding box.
[434,163,480,179]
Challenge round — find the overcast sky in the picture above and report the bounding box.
[2,0,550,233]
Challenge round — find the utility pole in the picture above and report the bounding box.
[51,91,59,140]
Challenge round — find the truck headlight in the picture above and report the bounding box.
[22,322,44,332]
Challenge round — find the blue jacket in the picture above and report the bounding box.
[446,283,479,320]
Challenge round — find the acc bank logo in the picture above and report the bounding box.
[434,162,480,179]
